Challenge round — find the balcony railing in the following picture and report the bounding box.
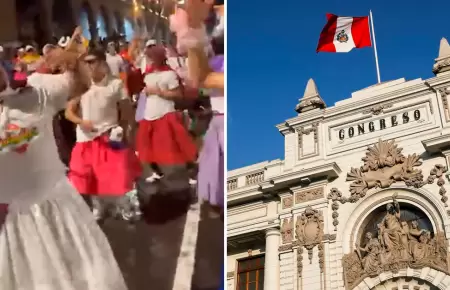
[227,179,238,191]
[245,171,264,186]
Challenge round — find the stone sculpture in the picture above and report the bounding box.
[343,194,449,289]
[346,139,424,198]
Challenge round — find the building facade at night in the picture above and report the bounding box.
[227,38,450,290]
[0,0,172,45]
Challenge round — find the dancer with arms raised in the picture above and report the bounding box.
[0,27,128,290]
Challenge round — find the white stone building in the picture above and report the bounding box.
[227,38,450,290]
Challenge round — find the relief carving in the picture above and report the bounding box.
[343,194,449,289]
[362,103,393,115]
[318,243,325,273]
[297,247,303,277]
[278,244,293,252]
[427,164,448,206]
[295,187,324,204]
[282,196,293,209]
[439,88,450,121]
[281,218,294,244]
[295,207,324,264]
[346,139,423,199]
[297,123,319,159]
[327,188,344,231]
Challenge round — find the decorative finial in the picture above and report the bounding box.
[433,37,450,75]
[295,78,326,114]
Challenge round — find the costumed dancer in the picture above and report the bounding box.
[170,0,225,210]
[0,37,127,290]
[66,48,141,220]
[136,44,197,184]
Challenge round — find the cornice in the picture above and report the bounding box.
[282,80,442,129]
[422,134,450,153]
[261,162,341,187]
[228,202,266,216]
[227,184,261,201]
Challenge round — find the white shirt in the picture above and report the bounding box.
[76,77,127,142]
[106,53,124,77]
[143,70,179,121]
[167,56,188,80]
[0,72,74,206]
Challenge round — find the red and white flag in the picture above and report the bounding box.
[316,13,372,53]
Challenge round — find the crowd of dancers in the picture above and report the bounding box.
[0,0,224,288]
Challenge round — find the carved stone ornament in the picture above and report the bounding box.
[295,207,324,264]
[362,103,393,115]
[295,187,324,204]
[327,188,344,231]
[346,139,424,200]
[278,244,293,252]
[281,218,294,244]
[433,37,450,75]
[297,247,303,276]
[295,78,326,113]
[427,164,448,206]
[282,196,293,209]
[342,194,449,290]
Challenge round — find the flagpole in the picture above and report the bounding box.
[369,10,381,83]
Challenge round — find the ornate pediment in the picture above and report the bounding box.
[346,139,424,199]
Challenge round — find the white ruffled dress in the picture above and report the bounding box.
[0,72,128,290]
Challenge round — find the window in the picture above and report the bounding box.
[237,255,264,290]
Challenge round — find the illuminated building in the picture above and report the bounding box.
[0,0,174,45]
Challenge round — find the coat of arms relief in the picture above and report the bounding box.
[345,139,448,204]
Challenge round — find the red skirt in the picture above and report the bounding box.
[136,112,197,165]
[69,135,142,195]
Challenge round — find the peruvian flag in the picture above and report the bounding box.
[316,14,372,53]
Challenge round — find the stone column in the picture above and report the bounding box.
[264,228,280,290]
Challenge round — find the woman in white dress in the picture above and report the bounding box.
[0,48,128,289]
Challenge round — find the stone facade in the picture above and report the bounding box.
[0,0,171,44]
[227,38,450,290]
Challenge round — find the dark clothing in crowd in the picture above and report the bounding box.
[52,110,77,167]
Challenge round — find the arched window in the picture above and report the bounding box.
[123,18,134,42]
[97,6,110,39]
[114,11,124,35]
[80,2,96,40]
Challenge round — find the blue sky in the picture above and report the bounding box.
[227,0,450,170]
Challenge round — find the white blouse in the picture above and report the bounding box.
[76,77,127,142]
[143,70,179,121]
